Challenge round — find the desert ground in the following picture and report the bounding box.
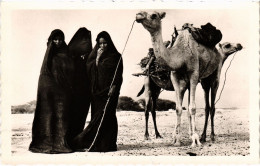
[11,108,249,157]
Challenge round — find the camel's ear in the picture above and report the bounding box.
[159,12,166,19]
[218,43,222,48]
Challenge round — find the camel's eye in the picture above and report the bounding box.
[224,44,231,48]
[151,14,157,19]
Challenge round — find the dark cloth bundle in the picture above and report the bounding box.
[188,23,222,48]
[139,57,170,80]
[139,56,173,90]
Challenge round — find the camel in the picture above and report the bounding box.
[135,11,238,147]
[136,42,242,141]
[200,42,242,142]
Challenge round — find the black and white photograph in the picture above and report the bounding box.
[1,1,259,165]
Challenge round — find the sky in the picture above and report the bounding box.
[1,2,259,109]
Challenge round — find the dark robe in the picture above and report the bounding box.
[66,27,93,146]
[71,31,123,152]
[29,29,74,154]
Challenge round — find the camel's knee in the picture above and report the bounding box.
[205,104,210,111]
[212,80,219,89]
[144,91,151,99]
[179,86,186,93]
[188,104,196,115]
[187,110,191,118]
[176,106,183,116]
[151,109,156,116]
[145,109,149,117]
[144,93,151,103]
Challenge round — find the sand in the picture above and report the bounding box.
[11,108,249,157]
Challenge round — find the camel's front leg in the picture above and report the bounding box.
[170,72,186,146]
[187,90,192,137]
[189,75,201,147]
[144,77,151,140]
[151,87,162,138]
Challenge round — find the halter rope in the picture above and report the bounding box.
[215,51,238,105]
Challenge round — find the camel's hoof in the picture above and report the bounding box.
[172,135,181,146]
[191,133,201,147]
[156,134,163,139]
[144,135,151,140]
[196,139,202,147]
[197,142,202,147]
[174,141,181,147]
[200,136,206,143]
[200,138,206,143]
[210,135,215,142]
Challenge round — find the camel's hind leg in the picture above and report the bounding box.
[150,82,162,139]
[170,72,186,146]
[200,79,211,142]
[144,76,152,140]
[210,79,219,141]
[189,74,201,147]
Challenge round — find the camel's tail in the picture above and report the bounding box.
[137,85,145,97]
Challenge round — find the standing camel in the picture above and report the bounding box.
[136,42,242,141]
[135,11,235,147]
[200,42,242,142]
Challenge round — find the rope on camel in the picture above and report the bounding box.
[88,20,136,152]
[215,52,237,105]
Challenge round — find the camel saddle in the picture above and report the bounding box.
[183,22,222,48]
[135,57,174,91]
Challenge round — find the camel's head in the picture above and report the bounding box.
[219,42,243,57]
[136,11,166,34]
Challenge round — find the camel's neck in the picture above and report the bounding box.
[150,29,170,61]
[149,29,190,71]
[217,48,229,65]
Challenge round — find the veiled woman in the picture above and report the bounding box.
[66,27,92,146]
[29,29,74,154]
[71,31,123,152]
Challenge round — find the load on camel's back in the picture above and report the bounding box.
[182,22,222,48]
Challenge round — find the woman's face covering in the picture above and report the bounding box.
[99,37,108,52]
[53,36,63,48]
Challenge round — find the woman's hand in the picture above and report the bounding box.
[97,48,103,57]
[96,48,103,65]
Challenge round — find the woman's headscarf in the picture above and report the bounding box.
[68,27,92,58]
[96,31,119,54]
[47,29,65,46]
[87,31,120,63]
[41,29,67,74]
[86,31,122,95]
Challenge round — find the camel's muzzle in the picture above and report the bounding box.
[136,13,144,23]
[236,43,243,51]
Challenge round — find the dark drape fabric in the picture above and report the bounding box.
[71,31,123,152]
[66,27,93,146]
[29,29,74,154]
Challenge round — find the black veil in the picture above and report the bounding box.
[66,27,93,146]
